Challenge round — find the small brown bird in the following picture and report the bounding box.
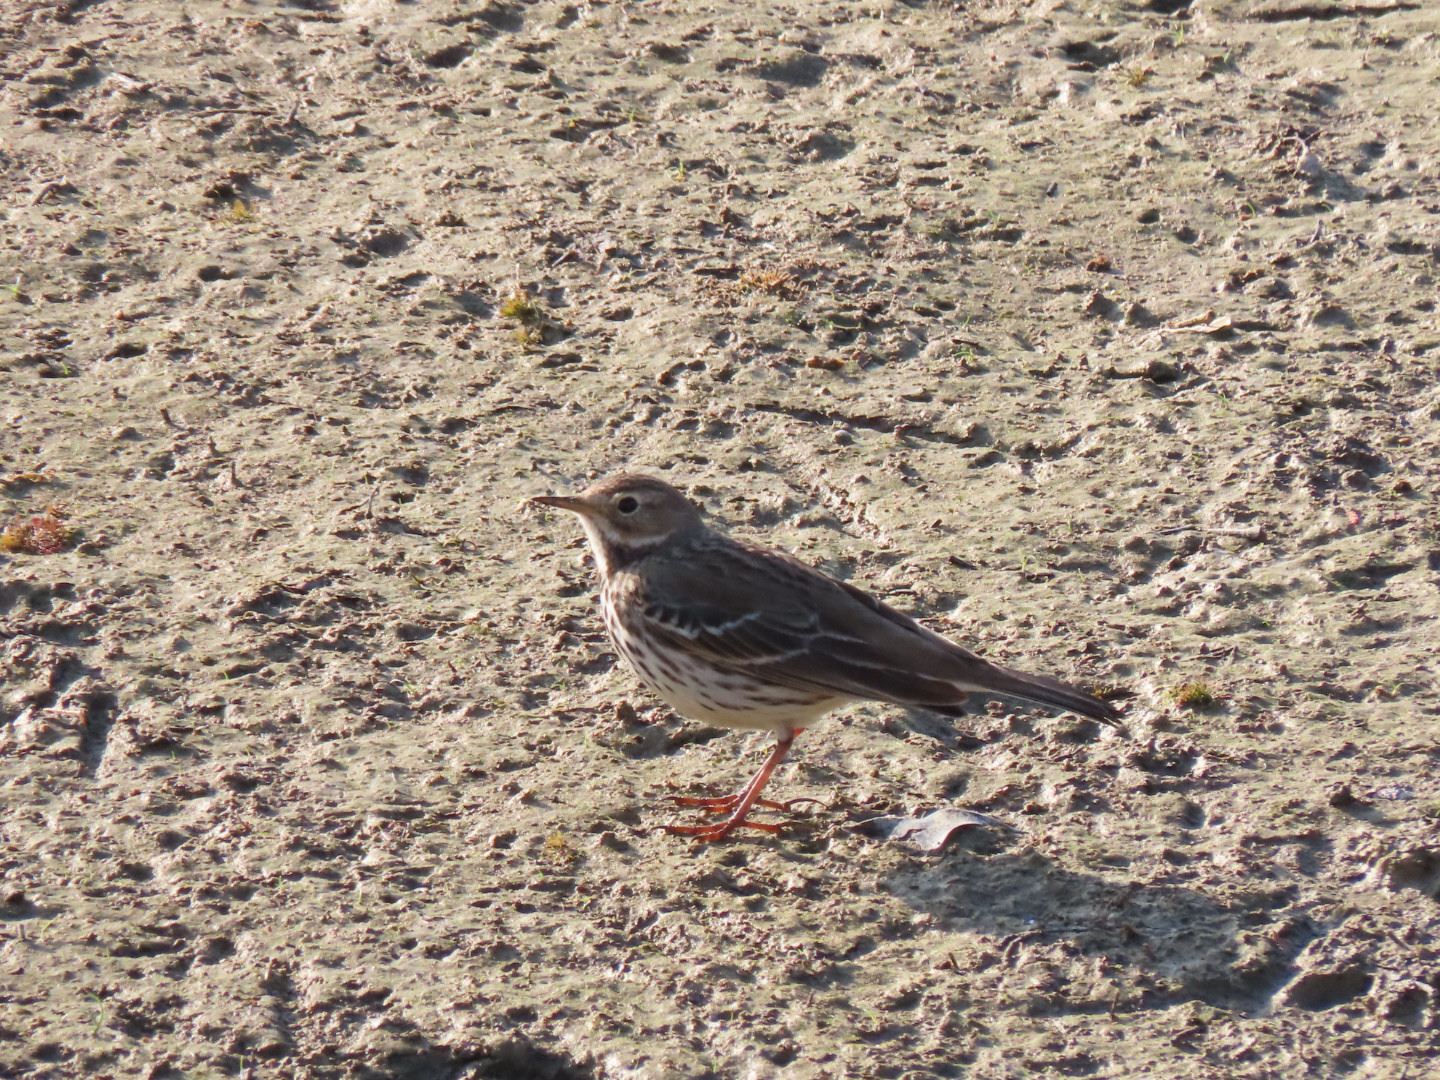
[534,474,1121,841]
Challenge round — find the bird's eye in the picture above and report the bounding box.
[616,496,639,515]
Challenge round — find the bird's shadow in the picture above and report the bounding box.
[882,843,1317,1016]
[890,702,1116,749]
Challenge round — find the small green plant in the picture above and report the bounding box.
[499,289,548,346]
[1168,682,1216,710]
[499,291,543,322]
[542,829,580,867]
[1123,65,1154,88]
[86,992,107,1037]
[1201,52,1236,78]
[1092,683,1126,704]
[223,199,255,224]
[737,268,800,299]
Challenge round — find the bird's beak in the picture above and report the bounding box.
[532,494,594,516]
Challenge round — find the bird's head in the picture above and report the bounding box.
[533,474,704,572]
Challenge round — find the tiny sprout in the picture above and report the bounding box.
[499,289,548,346]
[737,268,800,299]
[1124,66,1154,88]
[1168,682,1216,710]
[224,199,256,224]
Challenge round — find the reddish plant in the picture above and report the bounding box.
[0,509,77,555]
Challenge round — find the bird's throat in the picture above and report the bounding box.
[582,520,668,576]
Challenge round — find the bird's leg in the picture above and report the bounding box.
[664,732,798,841]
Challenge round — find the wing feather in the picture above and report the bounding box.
[617,535,1119,726]
[623,539,977,703]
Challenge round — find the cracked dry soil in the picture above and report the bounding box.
[2,1,1439,1078]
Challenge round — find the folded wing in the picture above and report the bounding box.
[625,538,1120,726]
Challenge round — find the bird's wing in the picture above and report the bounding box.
[623,538,989,705]
[624,536,1122,726]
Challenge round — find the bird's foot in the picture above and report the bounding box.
[663,794,825,841]
[661,816,785,841]
[670,793,824,815]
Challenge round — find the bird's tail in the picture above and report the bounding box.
[969,662,1124,730]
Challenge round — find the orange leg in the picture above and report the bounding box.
[664,732,801,842]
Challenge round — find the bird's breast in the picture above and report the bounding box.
[599,591,842,732]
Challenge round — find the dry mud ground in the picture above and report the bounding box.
[2,0,1440,1077]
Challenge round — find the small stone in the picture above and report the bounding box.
[1123,302,1161,327]
[1328,784,1360,809]
[1105,358,1177,382]
[645,41,690,63]
[1084,290,1117,318]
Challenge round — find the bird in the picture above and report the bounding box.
[533,473,1122,841]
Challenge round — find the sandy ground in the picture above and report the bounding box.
[2,0,1439,1077]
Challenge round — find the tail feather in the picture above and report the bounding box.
[966,663,1123,729]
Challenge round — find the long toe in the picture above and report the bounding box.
[671,793,743,812]
[662,818,786,841]
[776,796,824,812]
